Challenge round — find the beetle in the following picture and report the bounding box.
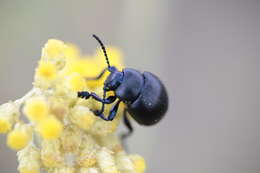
[78,34,168,139]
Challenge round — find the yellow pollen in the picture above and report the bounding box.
[36,61,57,80]
[23,97,49,123]
[37,116,63,140]
[7,130,31,150]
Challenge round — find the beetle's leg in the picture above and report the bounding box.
[78,91,117,104]
[93,89,107,115]
[95,100,121,121]
[78,90,118,117]
[85,68,107,80]
[78,90,116,115]
[119,109,133,151]
[120,109,133,141]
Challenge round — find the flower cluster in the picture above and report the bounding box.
[0,39,146,173]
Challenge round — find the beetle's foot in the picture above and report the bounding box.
[90,109,100,116]
[78,91,91,99]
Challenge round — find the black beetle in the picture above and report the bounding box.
[78,35,168,139]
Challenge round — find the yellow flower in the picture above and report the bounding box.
[115,152,136,173]
[76,134,99,168]
[61,57,109,89]
[62,58,99,77]
[97,134,123,153]
[97,148,120,173]
[23,97,49,123]
[37,116,63,140]
[0,38,147,173]
[7,124,32,150]
[36,61,57,80]
[0,119,12,133]
[7,130,30,150]
[41,139,65,168]
[66,73,87,92]
[49,96,68,121]
[60,125,83,153]
[70,105,95,131]
[18,145,41,173]
[19,169,40,173]
[129,154,146,173]
[42,39,67,59]
[0,102,19,133]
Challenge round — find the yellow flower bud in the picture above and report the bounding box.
[36,61,57,81]
[42,39,67,59]
[7,123,32,150]
[17,144,41,173]
[76,134,99,168]
[129,154,146,173]
[37,116,63,140]
[97,134,123,153]
[49,96,68,121]
[60,125,82,153]
[97,147,119,173]
[70,105,95,131]
[89,115,120,136]
[41,139,64,168]
[23,97,49,123]
[0,102,19,133]
[0,119,12,133]
[116,152,137,173]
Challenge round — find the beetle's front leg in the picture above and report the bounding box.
[78,91,117,104]
[78,90,117,116]
[95,100,121,121]
[85,67,107,80]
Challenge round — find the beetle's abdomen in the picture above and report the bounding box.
[115,68,144,102]
[127,72,168,126]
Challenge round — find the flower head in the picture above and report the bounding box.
[18,144,40,173]
[7,123,32,150]
[0,39,146,173]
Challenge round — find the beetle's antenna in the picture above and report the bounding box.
[92,34,111,69]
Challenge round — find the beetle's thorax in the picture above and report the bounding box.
[114,68,144,103]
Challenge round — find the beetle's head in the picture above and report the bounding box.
[104,66,123,91]
[92,34,123,91]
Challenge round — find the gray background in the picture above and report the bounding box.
[0,0,259,173]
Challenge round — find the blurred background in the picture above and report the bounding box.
[0,0,259,173]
